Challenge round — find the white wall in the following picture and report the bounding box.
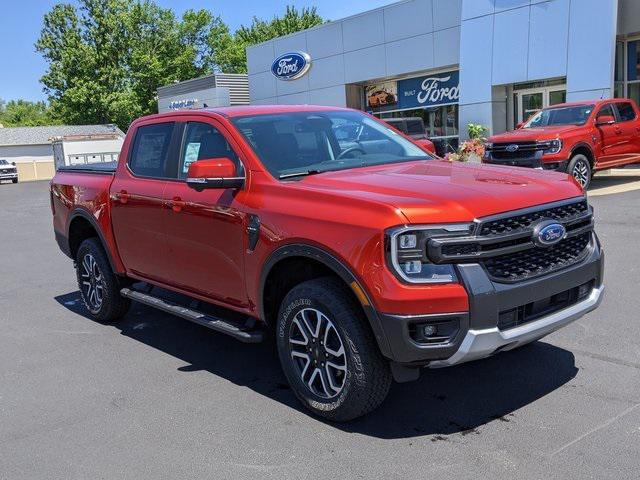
[247,0,462,105]
[0,144,53,163]
[458,0,618,138]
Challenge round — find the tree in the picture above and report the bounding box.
[36,0,214,129]
[0,99,59,127]
[36,2,326,129]
[208,6,325,74]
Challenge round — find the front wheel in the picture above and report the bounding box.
[75,238,130,322]
[276,277,392,421]
[12,178,18,184]
[567,154,592,189]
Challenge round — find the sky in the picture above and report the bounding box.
[0,0,396,103]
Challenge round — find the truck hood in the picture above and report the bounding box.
[296,160,583,224]
[489,125,581,142]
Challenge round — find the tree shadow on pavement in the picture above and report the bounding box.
[55,291,578,439]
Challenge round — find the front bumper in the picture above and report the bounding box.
[0,172,18,180]
[376,234,604,366]
[429,284,603,367]
[484,151,568,171]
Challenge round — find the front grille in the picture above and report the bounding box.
[1,168,16,174]
[479,200,588,236]
[427,198,594,283]
[484,232,591,282]
[489,142,541,160]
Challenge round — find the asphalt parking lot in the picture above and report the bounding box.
[1,178,639,479]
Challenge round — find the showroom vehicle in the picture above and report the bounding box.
[0,159,18,184]
[382,117,436,154]
[484,98,640,189]
[51,105,604,421]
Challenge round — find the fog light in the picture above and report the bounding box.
[404,260,422,274]
[399,234,417,249]
[422,324,437,337]
[578,282,591,299]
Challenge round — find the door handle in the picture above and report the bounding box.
[113,190,129,204]
[168,196,185,212]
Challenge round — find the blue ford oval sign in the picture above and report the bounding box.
[271,52,311,81]
[533,221,566,247]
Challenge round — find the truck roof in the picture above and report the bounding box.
[543,98,634,109]
[138,105,351,124]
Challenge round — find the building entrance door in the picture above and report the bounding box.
[516,86,567,125]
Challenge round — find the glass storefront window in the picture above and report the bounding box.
[615,41,625,82]
[628,40,639,82]
[377,105,459,156]
[629,83,640,106]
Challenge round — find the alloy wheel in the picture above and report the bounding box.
[288,308,347,399]
[80,253,104,313]
[572,160,590,187]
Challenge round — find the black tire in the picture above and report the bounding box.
[567,154,592,189]
[276,277,392,421]
[75,238,130,322]
[12,178,18,184]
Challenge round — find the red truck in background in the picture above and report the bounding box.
[51,105,604,421]
[484,98,640,189]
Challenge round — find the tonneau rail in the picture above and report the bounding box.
[57,162,117,174]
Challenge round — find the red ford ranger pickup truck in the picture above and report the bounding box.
[51,105,604,421]
[484,98,640,189]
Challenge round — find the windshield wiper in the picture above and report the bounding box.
[279,169,325,179]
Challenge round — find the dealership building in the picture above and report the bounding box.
[246,0,640,152]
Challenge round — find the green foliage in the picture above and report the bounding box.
[36,0,214,129]
[467,123,487,140]
[0,99,60,127]
[208,6,325,74]
[35,2,326,129]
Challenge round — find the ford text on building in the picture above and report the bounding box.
[247,0,640,152]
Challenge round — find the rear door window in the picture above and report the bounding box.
[129,123,176,178]
[615,102,637,122]
[406,120,424,135]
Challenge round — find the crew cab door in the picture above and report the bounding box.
[611,101,640,167]
[593,103,625,168]
[110,121,178,283]
[161,119,249,307]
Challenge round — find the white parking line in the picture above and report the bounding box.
[589,180,640,197]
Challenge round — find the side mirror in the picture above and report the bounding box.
[186,157,244,191]
[595,115,615,126]
[515,122,525,130]
[414,138,435,154]
[11,162,16,166]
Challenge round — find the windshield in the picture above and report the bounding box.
[231,110,432,179]
[524,104,594,128]
[0,160,9,165]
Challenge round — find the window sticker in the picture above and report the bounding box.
[183,142,201,173]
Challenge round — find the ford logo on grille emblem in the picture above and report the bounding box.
[505,144,519,152]
[533,221,566,247]
[271,51,312,81]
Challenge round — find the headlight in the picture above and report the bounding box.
[386,224,474,284]
[484,142,493,150]
[539,139,562,154]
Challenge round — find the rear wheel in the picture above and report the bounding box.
[567,154,592,189]
[75,238,130,322]
[276,277,392,421]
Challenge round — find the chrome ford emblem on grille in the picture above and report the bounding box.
[505,144,519,152]
[533,221,566,247]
